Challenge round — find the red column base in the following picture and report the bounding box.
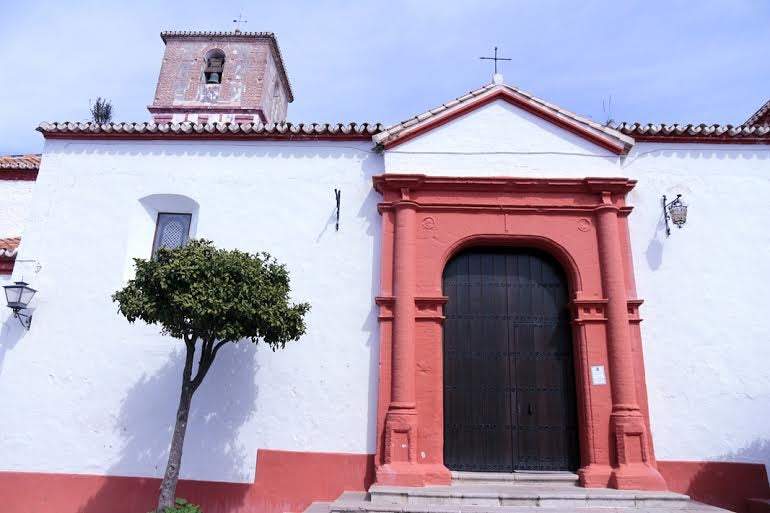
[375,462,451,487]
[608,411,668,491]
[578,464,613,488]
[382,409,419,465]
[377,409,452,487]
[610,463,668,490]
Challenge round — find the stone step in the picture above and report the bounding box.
[329,504,726,513]
[302,502,332,513]
[301,492,369,513]
[367,484,695,509]
[316,485,729,513]
[451,471,579,486]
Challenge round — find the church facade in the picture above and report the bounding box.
[2,31,770,513]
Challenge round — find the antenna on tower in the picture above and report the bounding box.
[233,12,248,33]
[602,94,615,126]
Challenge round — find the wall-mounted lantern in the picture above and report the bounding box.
[663,194,688,237]
[3,281,36,329]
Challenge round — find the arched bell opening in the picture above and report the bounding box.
[202,49,226,84]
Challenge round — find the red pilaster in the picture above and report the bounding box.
[391,200,417,409]
[376,195,434,485]
[595,192,667,490]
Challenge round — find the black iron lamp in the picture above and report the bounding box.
[3,280,36,329]
[663,194,688,237]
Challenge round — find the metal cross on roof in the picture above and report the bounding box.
[233,13,248,32]
[479,46,511,75]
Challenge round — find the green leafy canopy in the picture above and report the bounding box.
[113,239,310,349]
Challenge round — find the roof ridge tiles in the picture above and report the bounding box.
[0,236,21,258]
[36,121,385,139]
[0,154,41,170]
[614,121,770,134]
[744,99,770,126]
[34,84,770,144]
[160,30,276,38]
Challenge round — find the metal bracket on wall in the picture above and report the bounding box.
[13,259,43,273]
[662,194,687,237]
[334,188,341,231]
[11,309,32,329]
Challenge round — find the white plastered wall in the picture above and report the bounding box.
[384,98,770,470]
[0,178,35,238]
[625,143,770,469]
[0,139,383,483]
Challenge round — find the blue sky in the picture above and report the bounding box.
[1,0,768,154]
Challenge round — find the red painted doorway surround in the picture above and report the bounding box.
[372,174,667,491]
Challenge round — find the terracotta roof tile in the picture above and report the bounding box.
[0,237,20,258]
[613,122,770,140]
[0,154,41,170]
[744,99,770,126]
[160,30,275,38]
[37,121,383,139]
[35,87,770,145]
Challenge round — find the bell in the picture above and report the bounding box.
[207,72,220,84]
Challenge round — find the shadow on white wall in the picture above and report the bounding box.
[78,342,258,513]
[0,313,26,378]
[644,215,666,271]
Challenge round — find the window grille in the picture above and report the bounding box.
[151,213,192,257]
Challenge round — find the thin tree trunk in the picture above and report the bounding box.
[155,338,223,512]
[157,345,196,512]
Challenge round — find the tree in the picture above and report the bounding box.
[112,240,310,512]
[90,97,113,124]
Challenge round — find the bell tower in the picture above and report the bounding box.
[148,30,293,124]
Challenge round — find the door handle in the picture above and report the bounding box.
[528,403,534,415]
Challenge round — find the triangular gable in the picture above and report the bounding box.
[374,82,635,155]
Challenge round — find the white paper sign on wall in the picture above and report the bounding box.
[591,365,607,385]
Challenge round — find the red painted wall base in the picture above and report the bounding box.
[659,461,770,513]
[1,455,767,513]
[0,450,375,513]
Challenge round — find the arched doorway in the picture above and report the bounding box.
[443,247,579,472]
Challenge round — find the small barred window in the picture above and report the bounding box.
[152,213,192,257]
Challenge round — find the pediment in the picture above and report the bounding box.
[375,84,634,155]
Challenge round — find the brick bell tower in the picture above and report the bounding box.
[148,30,293,124]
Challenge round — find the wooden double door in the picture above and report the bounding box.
[443,247,579,472]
